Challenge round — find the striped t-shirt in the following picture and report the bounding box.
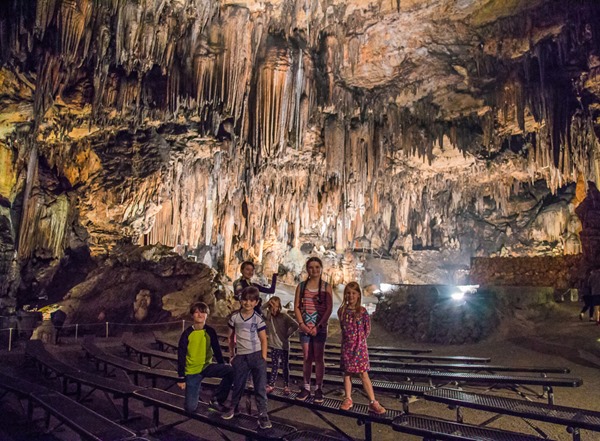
[301,283,329,332]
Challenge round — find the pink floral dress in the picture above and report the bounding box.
[340,306,370,373]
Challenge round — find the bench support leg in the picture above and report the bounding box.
[364,421,372,441]
[310,409,354,441]
[567,426,581,441]
[153,405,160,427]
[546,386,554,405]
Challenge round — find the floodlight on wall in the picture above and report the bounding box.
[451,291,465,301]
[449,285,479,303]
[380,283,395,293]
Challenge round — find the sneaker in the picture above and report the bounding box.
[590,317,596,322]
[209,400,229,413]
[313,388,324,403]
[340,397,353,411]
[258,413,272,429]
[266,385,274,394]
[283,386,291,395]
[296,388,310,401]
[221,409,235,420]
[580,312,584,321]
[368,400,386,414]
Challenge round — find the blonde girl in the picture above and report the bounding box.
[262,296,299,394]
[337,282,385,414]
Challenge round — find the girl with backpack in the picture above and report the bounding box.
[293,257,333,403]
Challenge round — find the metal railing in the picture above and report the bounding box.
[0,318,189,352]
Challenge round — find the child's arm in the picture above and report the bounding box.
[228,328,236,361]
[337,305,344,330]
[207,326,226,363]
[363,308,371,339]
[294,284,309,334]
[258,328,268,360]
[176,329,189,389]
[315,284,334,331]
[227,314,236,361]
[284,313,299,337]
[257,274,278,294]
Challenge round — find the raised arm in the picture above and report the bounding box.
[256,274,278,294]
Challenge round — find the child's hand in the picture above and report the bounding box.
[177,382,185,390]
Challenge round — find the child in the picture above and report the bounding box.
[233,261,278,314]
[222,286,271,429]
[337,282,386,414]
[293,257,333,403]
[177,302,234,414]
[262,296,299,394]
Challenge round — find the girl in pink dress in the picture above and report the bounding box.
[337,282,386,414]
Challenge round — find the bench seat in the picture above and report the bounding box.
[283,430,349,440]
[0,370,138,441]
[268,385,403,424]
[32,391,139,441]
[134,388,296,440]
[425,388,600,432]
[393,414,553,441]
[123,338,177,367]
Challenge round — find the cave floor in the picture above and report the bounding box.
[1,300,599,441]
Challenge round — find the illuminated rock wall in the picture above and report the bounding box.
[1,0,600,308]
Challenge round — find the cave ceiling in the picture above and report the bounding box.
[1,0,600,298]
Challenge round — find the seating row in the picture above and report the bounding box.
[0,368,141,441]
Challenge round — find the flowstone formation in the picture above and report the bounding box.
[1,0,600,312]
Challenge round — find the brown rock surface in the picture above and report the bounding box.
[1,0,600,311]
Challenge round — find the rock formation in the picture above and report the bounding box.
[1,0,600,313]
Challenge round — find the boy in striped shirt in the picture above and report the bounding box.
[222,287,271,429]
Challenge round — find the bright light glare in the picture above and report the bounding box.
[380,283,394,293]
[456,285,479,293]
[451,291,465,301]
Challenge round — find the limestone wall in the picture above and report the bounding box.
[469,255,583,289]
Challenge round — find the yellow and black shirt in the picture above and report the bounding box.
[177,324,224,378]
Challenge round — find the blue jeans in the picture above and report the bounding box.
[184,363,234,413]
[230,351,268,414]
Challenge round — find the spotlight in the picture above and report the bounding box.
[451,291,465,301]
[380,283,394,293]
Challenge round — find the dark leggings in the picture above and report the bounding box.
[268,349,290,386]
